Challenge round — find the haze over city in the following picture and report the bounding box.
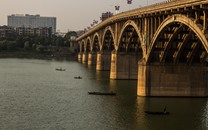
[1,0,166,32]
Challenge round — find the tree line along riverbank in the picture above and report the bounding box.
[0,31,78,60]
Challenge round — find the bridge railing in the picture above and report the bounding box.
[77,0,207,41]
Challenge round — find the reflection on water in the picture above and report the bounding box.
[0,58,207,130]
[199,100,208,130]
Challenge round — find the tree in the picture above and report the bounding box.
[55,37,64,47]
[15,36,24,48]
[36,45,45,53]
[6,41,16,51]
[0,40,7,50]
[24,41,30,50]
[64,31,77,40]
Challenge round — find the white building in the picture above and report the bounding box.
[8,14,56,34]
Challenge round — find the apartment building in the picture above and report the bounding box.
[8,14,56,34]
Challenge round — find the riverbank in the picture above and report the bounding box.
[0,51,77,61]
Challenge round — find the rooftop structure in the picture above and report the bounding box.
[0,25,15,38]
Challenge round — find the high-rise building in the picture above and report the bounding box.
[7,14,56,34]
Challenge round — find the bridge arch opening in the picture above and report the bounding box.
[86,38,91,53]
[92,34,101,52]
[118,22,143,59]
[148,15,208,64]
[102,29,115,52]
[111,21,143,79]
[96,27,115,71]
[80,40,85,53]
[138,15,208,97]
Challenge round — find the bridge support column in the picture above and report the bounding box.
[88,52,97,66]
[78,52,82,62]
[138,61,208,97]
[110,51,138,79]
[96,52,111,71]
[82,52,88,64]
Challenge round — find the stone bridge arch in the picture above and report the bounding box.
[96,26,115,71]
[78,40,86,62]
[87,33,101,66]
[92,32,101,52]
[117,20,144,53]
[110,20,144,79]
[80,40,85,52]
[138,14,208,97]
[81,37,92,64]
[147,14,208,63]
[85,37,92,52]
[101,26,115,52]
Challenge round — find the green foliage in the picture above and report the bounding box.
[16,36,24,48]
[64,31,77,40]
[36,45,45,53]
[32,43,37,50]
[55,36,65,47]
[0,33,75,54]
[0,40,17,51]
[6,41,16,50]
[24,41,30,50]
[0,40,7,50]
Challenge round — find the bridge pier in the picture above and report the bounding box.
[96,51,111,71]
[137,60,208,97]
[88,52,97,66]
[82,52,88,64]
[110,51,139,79]
[78,52,82,62]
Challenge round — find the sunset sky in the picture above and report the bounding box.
[1,0,166,32]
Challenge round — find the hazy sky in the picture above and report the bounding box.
[1,0,166,32]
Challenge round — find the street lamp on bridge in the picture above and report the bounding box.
[115,5,120,14]
[127,0,132,10]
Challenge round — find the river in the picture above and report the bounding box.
[0,58,207,130]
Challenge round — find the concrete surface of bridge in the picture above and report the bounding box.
[77,0,208,97]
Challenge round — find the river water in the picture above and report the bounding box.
[0,58,207,130]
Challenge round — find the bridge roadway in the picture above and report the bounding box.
[77,0,208,97]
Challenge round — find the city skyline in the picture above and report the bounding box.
[1,0,166,32]
[8,14,56,34]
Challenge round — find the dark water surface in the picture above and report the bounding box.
[0,58,207,130]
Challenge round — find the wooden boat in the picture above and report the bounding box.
[74,76,82,79]
[88,92,116,96]
[56,68,65,71]
[145,111,170,115]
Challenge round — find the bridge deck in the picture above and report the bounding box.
[77,0,208,41]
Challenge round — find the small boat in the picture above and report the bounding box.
[145,106,169,115]
[88,92,116,96]
[74,76,82,79]
[144,111,170,115]
[56,68,66,71]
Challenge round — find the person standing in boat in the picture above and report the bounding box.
[163,106,167,114]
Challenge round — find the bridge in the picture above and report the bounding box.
[76,0,208,97]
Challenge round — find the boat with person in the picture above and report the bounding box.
[88,91,116,96]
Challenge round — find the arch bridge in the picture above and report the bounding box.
[77,0,208,97]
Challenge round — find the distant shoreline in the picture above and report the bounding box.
[0,51,77,61]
